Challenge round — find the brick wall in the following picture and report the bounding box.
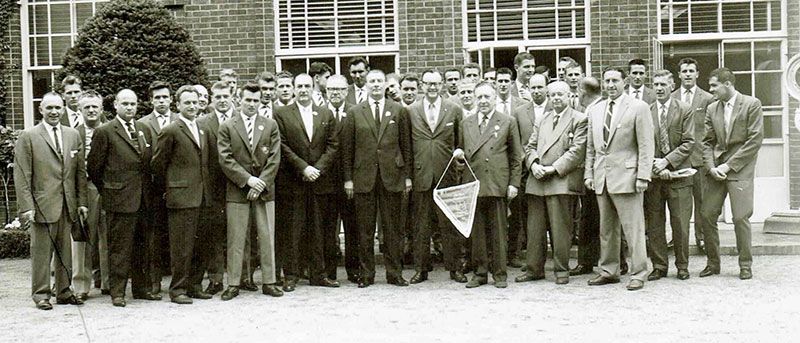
[5,2,23,130]
[589,0,658,78]
[399,0,464,74]
[788,0,800,209]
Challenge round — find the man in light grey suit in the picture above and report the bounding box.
[584,67,654,291]
[15,92,88,309]
[699,68,763,280]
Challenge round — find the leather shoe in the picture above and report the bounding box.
[133,292,162,301]
[699,266,720,278]
[677,269,690,280]
[101,289,111,295]
[151,282,161,294]
[56,295,84,305]
[387,276,409,287]
[507,258,524,268]
[410,272,428,284]
[240,280,259,292]
[450,271,467,283]
[514,273,545,283]
[626,279,644,291]
[494,280,508,288]
[588,275,620,286]
[569,264,594,276]
[187,290,212,300]
[205,282,224,295]
[262,284,284,297]
[647,269,667,281]
[555,277,569,285]
[283,279,297,292]
[357,277,374,288]
[171,294,193,304]
[313,278,340,288]
[620,263,629,276]
[739,268,752,280]
[347,275,360,284]
[36,299,53,310]
[465,276,488,288]
[112,297,126,307]
[76,293,89,302]
[221,286,239,301]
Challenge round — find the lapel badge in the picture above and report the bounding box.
[312,111,318,116]
[385,111,391,117]
[261,146,268,153]
[138,131,145,137]
[258,125,264,131]
[494,125,500,131]
[200,129,204,135]
[568,132,574,139]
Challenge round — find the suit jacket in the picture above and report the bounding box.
[650,100,695,188]
[341,98,412,193]
[584,94,654,194]
[509,82,532,101]
[625,85,656,105]
[327,102,353,189]
[523,108,587,196]
[513,100,552,149]
[408,98,463,191]
[151,118,213,209]
[460,110,522,197]
[197,112,229,207]
[14,123,87,223]
[138,110,179,149]
[217,113,281,203]
[497,95,527,116]
[345,84,367,106]
[702,92,763,181]
[87,118,154,213]
[672,86,714,167]
[275,102,339,195]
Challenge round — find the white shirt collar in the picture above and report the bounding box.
[369,97,385,108]
[116,115,134,127]
[328,102,345,113]
[553,107,567,118]
[155,109,171,118]
[533,99,547,108]
[423,97,441,111]
[682,85,697,97]
[479,109,495,122]
[216,107,233,119]
[42,120,61,133]
[179,115,195,127]
[240,112,256,123]
[629,85,643,95]
[725,92,738,108]
[658,98,672,112]
[297,101,313,114]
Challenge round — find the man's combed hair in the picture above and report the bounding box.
[399,72,420,85]
[628,58,647,69]
[709,67,735,85]
[256,71,276,84]
[149,81,171,98]
[347,56,369,69]
[678,57,699,69]
[61,75,82,89]
[603,66,627,79]
[240,82,261,95]
[513,52,535,67]
[174,85,199,100]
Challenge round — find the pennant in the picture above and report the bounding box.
[434,180,480,238]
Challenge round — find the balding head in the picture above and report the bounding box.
[528,73,548,104]
[547,81,571,113]
[114,89,138,122]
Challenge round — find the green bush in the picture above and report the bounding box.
[58,0,208,116]
[0,229,30,258]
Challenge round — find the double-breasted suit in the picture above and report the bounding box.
[459,110,522,282]
[87,117,155,299]
[152,117,215,298]
[218,112,281,286]
[701,92,763,271]
[15,122,87,304]
[274,102,339,284]
[584,94,654,282]
[407,97,465,274]
[643,99,695,274]
[341,98,411,283]
[522,108,587,279]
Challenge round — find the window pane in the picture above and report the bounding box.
[770,0,781,31]
[755,144,783,177]
[528,0,554,9]
[493,47,519,71]
[735,73,752,96]
[661,6,670,34]
[690,3,718,33]
[762,115,782,140]
[32,69,53,99]
[467,13,477,41]
[51,35,72,65]
[529,49,556,79]
[280,58,307,77]
[479,13,494,41]
[497,0,523,10]
[497,11,523,40]
[479,0,493,10]
[528,10,556,39]
[673,4,689,34]
[35,37,50,66]
[50,4,71,34]
[753,1,768,31]
[574,8,585,38]
[339,18,365,46]
[721,2,750,32]
[366,17,383,44]
[662,41,719,91]
[76,3,95,29]
[754,41,781,71]
[560,48,586,72]
[33,5,48,35]
[367,55,396,74]
[557,9,572,39]
[724,42,751,72]
[754,72,781,107]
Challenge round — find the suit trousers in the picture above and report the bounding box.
[203,205,226,284]
[354,176,403,281]
[107,208,152,298]
[337,190,359,279]
[30,205,73,303]
[242,213,261,282]
[701,177,753,269]
[167,206,215,297]
[412,189,466,273]
[577,194,600,266]
[87,183,109,291]
[282,188,328,283]
[150,196,169,286]
[690,167,707,242]
[507,188,527,259]
[320,193,343,280]
[471,197,508,281]
[226,200,277,285]
[526,195,574,278]
[645,182,692,272]
[72,184,103,294]
[596,191,649,281]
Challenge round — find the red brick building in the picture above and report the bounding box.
[3,0,798,220]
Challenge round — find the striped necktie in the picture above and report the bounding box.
[603,101,614,145]
[659,105,670,155]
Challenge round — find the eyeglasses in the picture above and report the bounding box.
[327,87,347,92]
[423,82,442,87]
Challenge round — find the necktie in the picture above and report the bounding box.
[570,93,579,109]
[374,101,381,127]
[659,105,670,155]
[334,108,340,122]
[501,101,508,114]
[245,117,254,148]
[72,114,80,128]
[427,103,436,131]
[634,89,641,100]
[724,101,732,140]
[357,89,363,104]
[159,115,169,130]
[479,114,489,134]
[684,89,693,105]
[52,127,62,157]
[552,114,559,130]
[125,121,137,140]
[603,100,614,144]
[220,113,228,124]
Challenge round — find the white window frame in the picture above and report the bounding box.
[275,53,400,76]
[658,0,786,41]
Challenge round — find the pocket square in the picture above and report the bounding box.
[445,122,453,127]
[70,149,79,158]
[389,120,396,124]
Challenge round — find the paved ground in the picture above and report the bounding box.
[2,255,799,343]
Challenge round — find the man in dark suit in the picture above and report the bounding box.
[515,81,587,285]
[345,56,369,105]
[455,81,522,289]
[496,68,528,116]
[584,67,654,291]
[407,69,466,284]
[274,73,340,291]
[442,68,461,100]
[218,82,284,300]
[59,75,84,128]
[275,71,295,108]
[341,69,413,288]
[15,92,88,310]
[700,68,763,280]
[137,81,178,294]
[644,70,695,281]
[197,81,235,295]
[511,52,536,101]
[625,59,656,105]
[152,85,215,304]
[672,57,715,251]
[508,73,550,268]
[257,72,277,119]
[88,89,161,307]
[399,73,420,108]
[325,75,357,282]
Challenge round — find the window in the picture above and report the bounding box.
[277,54,398,82]
[660,0,783,36]
[465,0,587,44]
[22,0,109,125]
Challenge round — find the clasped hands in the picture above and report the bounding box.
[246,176,266,200]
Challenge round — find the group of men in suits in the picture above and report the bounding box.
[16,53,765,309]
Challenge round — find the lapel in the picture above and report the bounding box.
[473,112,501,154]
[432,102,451,135]
[541,108,573,155]
[232,114,252,152]
[650,103,662,141]
[726,94,745,141]
[148,112,163,135]
[310,104,324,146]
[251,115,265,153]
[36,123,61,161]
[710,101,727,147]
[464,114,479,159]
[113,118,141,154]
[360,102,378,139]
[177,119,201,150]
[377,100,393,141]
[289,103,311,146]
[605,96,628,147]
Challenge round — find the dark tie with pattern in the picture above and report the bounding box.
[659,105,670,155]
[603,101,614,144]
[52,127,62,157]
[374,102,381,127]
[479,114,489,134]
